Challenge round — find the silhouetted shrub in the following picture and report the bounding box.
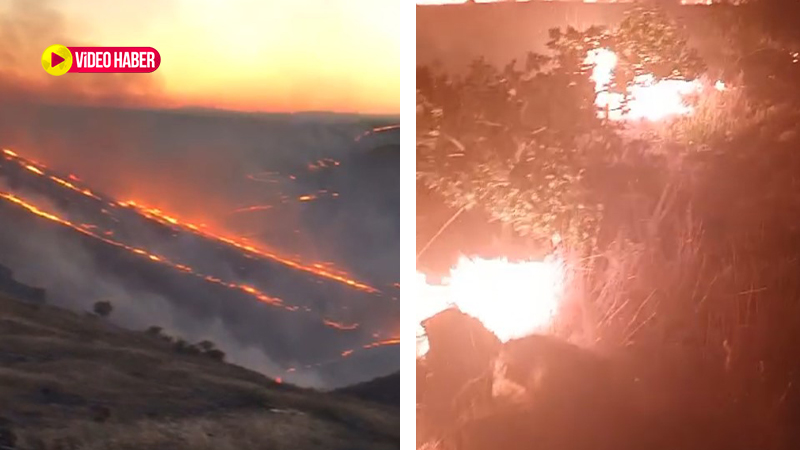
[205,349,226,361]
[92,301,113,318]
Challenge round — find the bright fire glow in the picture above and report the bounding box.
[417,256,566,356]
[586,48,701,121]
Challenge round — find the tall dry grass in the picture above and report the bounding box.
[551,90,800,447]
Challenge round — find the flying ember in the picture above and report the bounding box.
[417,255,566,356]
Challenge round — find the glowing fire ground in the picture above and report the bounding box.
[586,48,702,121]
[1,148,397,365]
[417,255,566,357]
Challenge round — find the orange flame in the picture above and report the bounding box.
[2,148,387,365]
[0,192,292,308]
[362,337,400,349]
[25,164,44,175]
[118,200,379,293]
[49,175,101,200]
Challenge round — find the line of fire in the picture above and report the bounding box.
[417,1,800,449]
[0,134,398,381]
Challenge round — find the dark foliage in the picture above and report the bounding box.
[92,300,112,318]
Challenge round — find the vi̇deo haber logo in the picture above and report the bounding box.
[42,45,160,77]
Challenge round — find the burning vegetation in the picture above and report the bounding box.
[0,146,397,380]
[418,3,800,449]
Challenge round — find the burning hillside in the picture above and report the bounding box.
[0,116,398,388]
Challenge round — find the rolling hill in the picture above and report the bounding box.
[0,293,398,450]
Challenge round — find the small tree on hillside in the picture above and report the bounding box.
[93,300,113,319]
[197,340,217,353]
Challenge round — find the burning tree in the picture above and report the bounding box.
[417,6,703,251]
[417,4,800,449]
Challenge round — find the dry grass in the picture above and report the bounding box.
[0,295,397,450]
[16,411,394,450]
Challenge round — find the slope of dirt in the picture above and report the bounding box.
[334,372,399,406]
[0,294,398,450]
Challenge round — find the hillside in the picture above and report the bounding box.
[334,372,400,406]
[0,294,398,450]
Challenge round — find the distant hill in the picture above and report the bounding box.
[0,294,397,450]
[335,372,400,406]
[0,263,45,304]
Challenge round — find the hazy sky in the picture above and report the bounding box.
[2,0,399,114]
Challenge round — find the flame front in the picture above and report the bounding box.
[2,147,398,373]
[6,148,377,294]
[417,256,566,356]
[117,200,378,294]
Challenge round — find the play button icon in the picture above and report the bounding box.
[51,52,65,67]
[41,44,73,76]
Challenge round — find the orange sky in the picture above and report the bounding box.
[29,0,400,114]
